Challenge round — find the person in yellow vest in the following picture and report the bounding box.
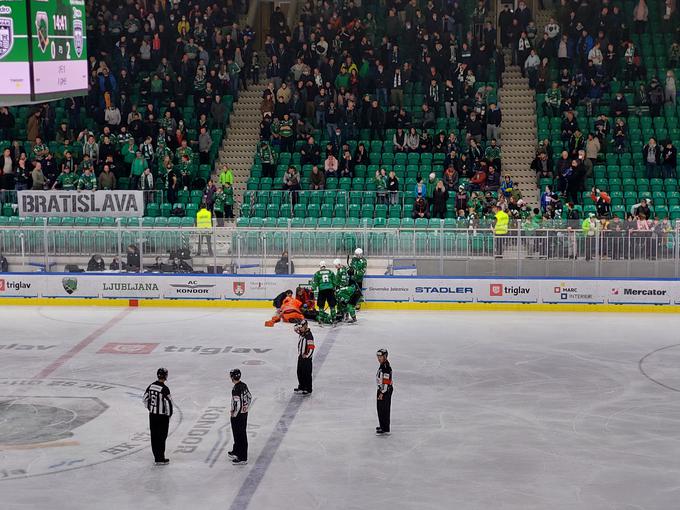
[196,202,214,256]
[492,205,509,257]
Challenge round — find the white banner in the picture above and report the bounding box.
[607,281,673,305]
[0,274,679,306]
[18,191,144,218]
[477,281,539,303]
[539,280,604,304]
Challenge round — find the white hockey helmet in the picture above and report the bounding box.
[319,260,326,268]
[333,258,342,267]
[354,248,363,257]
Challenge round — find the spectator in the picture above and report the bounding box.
[275,251,294,274]
[411,195,430,220]
[98,164,117,191]
[300,136,320,166]
[78,167,97,191]
[309,166,325,191]
[31,162,45,190]
[501,176,514,198]
[431,181,449,219]
[469,166,487,191]
[374,169,387,205]
[393,127,407,152]
[610,92,629,117]
[387,170,400,205]
[591,188,612,218]
[643,138,662,179]
[633,0,649,34]
[486,166,501,191]
[665,70,676,105]
[405,127,419,152]
[585,133,600,164]
[663,141,677,178]
[283,166,301,204]
[130,151,148,190]
[324,152,338,177]
[486,103,502,141]
[87,255,105,272]
[198,127,212,164]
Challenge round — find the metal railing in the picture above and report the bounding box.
[1,221,679,278]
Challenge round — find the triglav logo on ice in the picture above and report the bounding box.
[62,277,78,295]
[98,343,159,354]
[0,279,31,292]
[233,281,246,296]
[489,283,530,296]
[169,281,215,294]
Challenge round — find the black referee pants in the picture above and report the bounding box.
[377,387,393,432]
[231,413,248,461]
[149,414,169,461]
[297,357,313,392]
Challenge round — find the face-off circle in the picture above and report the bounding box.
[0,378,181,480]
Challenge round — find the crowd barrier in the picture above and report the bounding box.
[0,273,679,310]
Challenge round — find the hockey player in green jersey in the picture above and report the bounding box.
[348,248,367,308]
[335,283,358,323]
[334,258,350,287]
[311,261,336,324]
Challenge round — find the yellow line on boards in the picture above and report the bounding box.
[0,298,679,314]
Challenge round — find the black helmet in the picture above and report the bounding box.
[376,349,388,358]
[157,367,168,379]
[229,368,241,380]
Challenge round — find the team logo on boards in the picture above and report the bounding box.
[0,17,14,59]
[97,343,159,354]
[233,281,245,296]
[62,277,78,295]
[73,19,83,57]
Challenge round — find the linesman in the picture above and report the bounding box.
[143,367,173,464]
[376,349,393,435]
[228,369,251,465]
[294,320,315,394]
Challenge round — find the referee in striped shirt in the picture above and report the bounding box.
[143,367,174,464]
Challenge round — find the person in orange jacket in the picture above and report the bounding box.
[590,187,612,218]
[265,293,305,326]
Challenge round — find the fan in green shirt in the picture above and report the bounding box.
[77,169,97,191]
[175,142,193,163]
[122,140,138,166]
[131,153,149,177]
[53,169,78,190]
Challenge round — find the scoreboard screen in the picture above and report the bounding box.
[0,0,87,105]
[30,0,87,100]
[0,0,31,103]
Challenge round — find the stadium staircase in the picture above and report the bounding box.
[499,51,539,205]
[218,82,267,214]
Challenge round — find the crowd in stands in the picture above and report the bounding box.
[0,0,248,220]
[252,0,515,223]
[525,0,680,248]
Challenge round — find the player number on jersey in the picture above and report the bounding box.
[322,274,329,283]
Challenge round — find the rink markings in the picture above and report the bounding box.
[33,309,133,379]
[638,343,680,392]
[227,327,341,510]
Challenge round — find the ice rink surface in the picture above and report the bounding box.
[2,306,680,510]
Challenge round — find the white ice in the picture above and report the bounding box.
[1,307,680,510]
